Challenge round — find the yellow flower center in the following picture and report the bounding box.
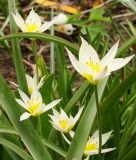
[25,23,39,32]
[86,59,101,73]
[82,59,102,85]
[85,143,97,152]
[59,119,68,129]
[28,100,42,115]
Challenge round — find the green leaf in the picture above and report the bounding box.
[8,0,28,94]
[0,32,79,54]
[64,80,90,113]
[41,137,66,158]
[0,74,52,160]
[0,137,33,160]
[66,77,108,160]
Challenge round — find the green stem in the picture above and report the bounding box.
[50,8,55,74]
[31,40,39,83]
[94,85,102,160]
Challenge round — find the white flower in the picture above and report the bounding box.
[57,24,75,35]
[12,9,56,33]
[26,74,44,95]
[16,89,61,121]
[84,130,115,158]
[63,130,115,159]
[66,37,134,85]
[49,107,83,133]
[53,13,68,25]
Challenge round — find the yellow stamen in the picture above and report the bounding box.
[86,59,101,73]
[28,100,42,115]
[85,143,97,151]
[25,23,39,32]
[59,119,68,129]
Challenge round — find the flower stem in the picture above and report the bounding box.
[94,85,102,160]
[32,40,39,84]
[50,8,55,74]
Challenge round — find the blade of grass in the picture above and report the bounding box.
[0,32,79,54]
[8,0,28,93]
[0,138,33,160]
[0,74,52,160]
[66,77,108,160]
[0,125,66,158]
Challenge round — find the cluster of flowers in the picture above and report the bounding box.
[14,8,134,160]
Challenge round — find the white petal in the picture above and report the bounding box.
[108,55,134,72]
[15,99,28,110]
[84,156,90,160]
[20,112,31,121]
[63,24,75,35]
[101,148,116,153]
[31,90,42,103]
[66,48,91,75]
[18,89,29,105]
[61,132,71,145]
[43,99,61,113]
[94,67,109,81]
[12,12,26,32]
[26,74,35,86]
[36,76,45,90]
[84,149,98,155]
[39,19,55,32]
[52,108,60,119]
[73,107,84,125]
[85,148,115,155]
[102,131,113,146]
[26,9,41,27]
[53,13,68,25]
[50,121,65,132]
[69,130,75,138]
[79,37,100,65]
[60,109,69,120]
[101,41,119,66]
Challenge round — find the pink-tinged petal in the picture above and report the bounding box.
[79,37,100,64]
[101,41,119,66]
[66,48,91,75]
[12,12,26,32]
[108,55,134,72]
[43,99,61,113]
[20,112,31,121]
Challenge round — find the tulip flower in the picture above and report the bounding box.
[66,37,134,85]
[84,130,115,159]
[53,13,68,25]
[26,74,44,95]
[57,24,75,35]
[12,9,56,33]
[62,130,115,160]
[49,107,83,133]
[16,89,61,121]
